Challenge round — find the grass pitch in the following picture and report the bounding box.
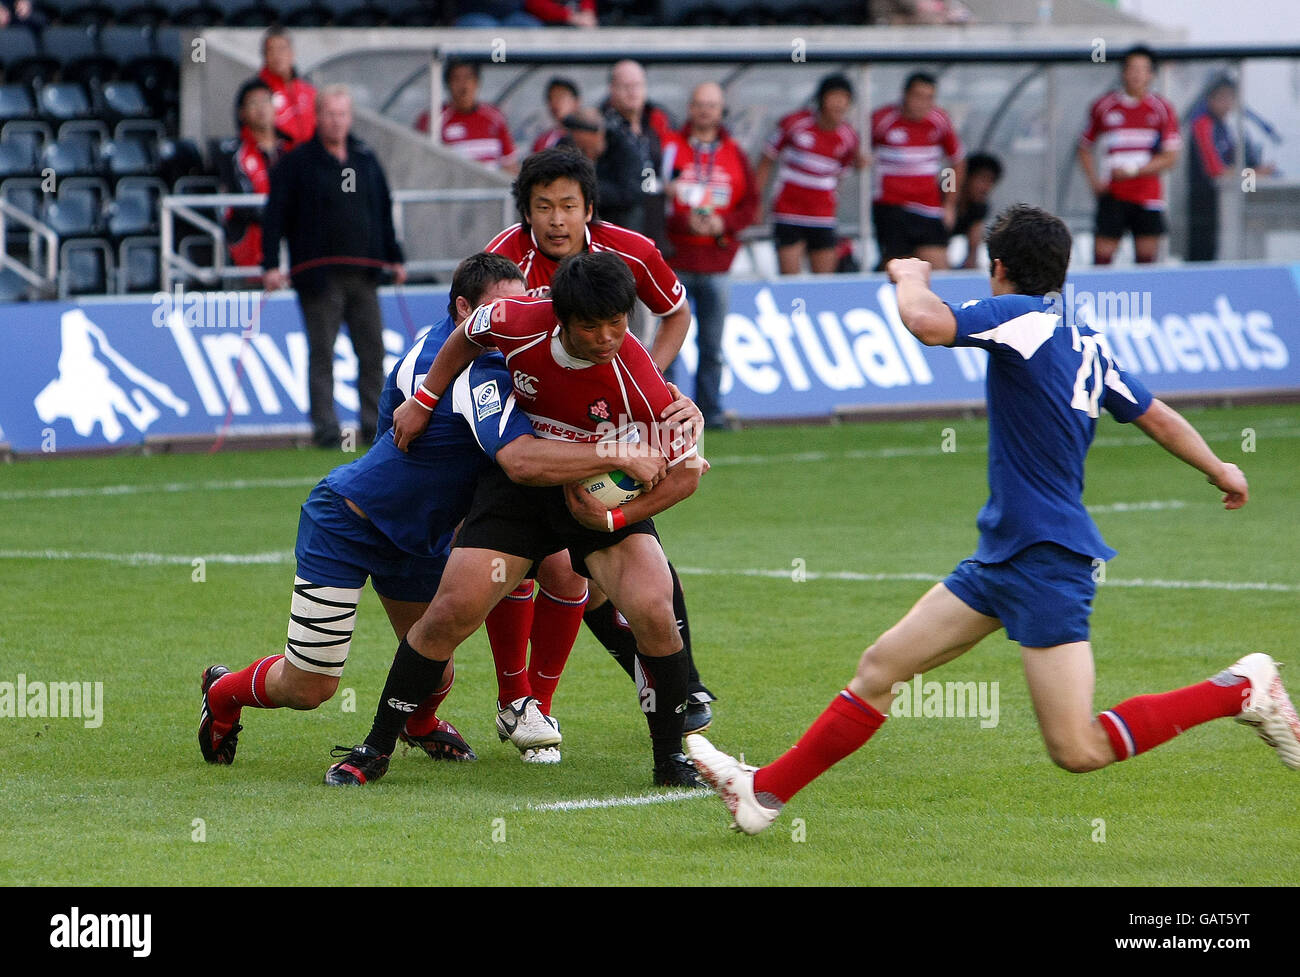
[1,405,1297,886]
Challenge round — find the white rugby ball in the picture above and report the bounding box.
[580,469,642,508]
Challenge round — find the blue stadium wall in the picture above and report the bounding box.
[4,263,1300,454]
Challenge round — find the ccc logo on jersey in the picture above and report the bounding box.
[512,370,539,397]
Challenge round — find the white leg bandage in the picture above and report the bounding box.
[284,576,361,677]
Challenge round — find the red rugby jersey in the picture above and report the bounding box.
[258,67,316,148]
[484,221,686,317]
[870,104,963,218]
[461,296,695,465]
[416,103,518,170]
[1079,90,1181,208]
[763,108,859,228]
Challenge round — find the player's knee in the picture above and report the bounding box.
[854,642,905,698]
[622,596,679,654]
[279,671,339,710]
[1045,741,1108,774]
[425,591,490,642]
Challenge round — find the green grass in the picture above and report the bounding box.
[1,405,1298,885]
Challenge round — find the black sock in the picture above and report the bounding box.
[584,600,637,679]
[634,649,689,765]
[667,563,704,691]
[364,637,448,756]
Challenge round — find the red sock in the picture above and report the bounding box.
[527,586,588,715]
[403,669,455,737]
[487,581,535,704]
[754,689,886,803]
[1098,673,1249,760]
[208,655,282,722]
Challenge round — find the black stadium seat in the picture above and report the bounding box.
[0,121,52,167]
[169,1,223,26]
[102,136,154,178]
[107,0,170,26]
[0,23,40,69]
[42,135,99,175]
[0,85,37,124]
[278,0,332,25]
[45,188,103,237]
[226,1,277,25]
[0,267,31,303]
[102,80,151,120]
[59,1,115,26]
[39,82,95,122]
[118,236,160,292]
[61,239,112,295]
[0,141,38,179]
[39,25,100,66]
[108,184,155,237]
[99,25,156,67]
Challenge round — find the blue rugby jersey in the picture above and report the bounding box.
[947,293,1154,564]
[326,313,534,558]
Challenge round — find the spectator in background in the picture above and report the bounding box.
[559,106,642,220]
[1076,45,1180,265]
[869,0,971,24]
[757,73,866,275]
[951,151,1002,269]
[665,82,758,430]
[870,71,964,271]
[600,60,677,239]
[218,79,292,271]
[526,0,597,26]
[258,26,316,148]
[416,59,519,175]
[0,1,44,28]
[262,85,406,449]
[1185,76,1275,262]
[532,77,580,153]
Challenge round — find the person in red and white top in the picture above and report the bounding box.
[389,253,709,787]
[531,76,580,154]
[257,27,315,149]
[218,79,291,270]
[756,73,867,275]
[415,59,519,175]
[1076,45,1181,265]
[870,72,965,270]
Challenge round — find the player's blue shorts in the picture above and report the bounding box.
[943,542,1097,647]
[295,483,448,604]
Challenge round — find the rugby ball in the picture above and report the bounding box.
[580,470,642,508]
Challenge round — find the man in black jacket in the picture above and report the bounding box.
[262,84,406,449]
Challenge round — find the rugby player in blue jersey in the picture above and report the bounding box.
[198,253,671,770]
[688,204,1299,834]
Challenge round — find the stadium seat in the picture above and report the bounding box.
[277,0,332,25]
[58,1,115,26]
[39,82,95,122]
[660,0,726,26]
[114,117,166,144]
[226,1,278,24]
[331,0,387,26]
[107,0,170,26]
[0,85,37,124]
[172,173,219,194]
[0,23,41,70]
[0,267,31,302]
[169,1,223,26]
[102,136,155,178]
[1,178,43,223]
[103,81,152,121]
[108,185,156,237]
[99,25,157,67]
[42,135,99,176]
[0,142,38,179]
[59,238,112,295]
[45,189,103,237]
[386,1,436,25]
[0,121,52,168]
[39,25,100,67]
[157,139,206,186]
[118,235,160,292]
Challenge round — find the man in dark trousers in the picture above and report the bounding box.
[262,84,406,449]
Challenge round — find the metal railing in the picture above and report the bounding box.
[0,199,59,299]
[160,186,515,291]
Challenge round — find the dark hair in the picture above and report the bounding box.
[1123,44,1157,70]
[262,25,290,49]
[815,73,853,109]
[965,152,1003,181]
[984,204,1071,296]
[513,146,598,228]
[234,78,271,128]
[546,76,579,101]
[447,252,526,317]
[443,57,479,86]
[904,71,937,93]
[550,252,636,326]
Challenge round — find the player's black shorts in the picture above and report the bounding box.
[872,203,950,262]
[1094,194,1166,239]
[456,466,659,579]
[772,221,837,251]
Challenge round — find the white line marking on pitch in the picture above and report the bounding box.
[527,789,711,812]
[0,476,318,501]
[0,550,1294,594]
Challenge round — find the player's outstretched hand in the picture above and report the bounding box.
[886,257,932,286]
[392,396,432,453]
[1210,462,1249,510]
[563,481,611,531]
[662,383,704,450]
[617,445,668,492]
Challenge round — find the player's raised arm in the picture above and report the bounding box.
[1131,398,1249,509]
[497,436,667,489]
[887,257,957,346]
[391,320,485,452]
